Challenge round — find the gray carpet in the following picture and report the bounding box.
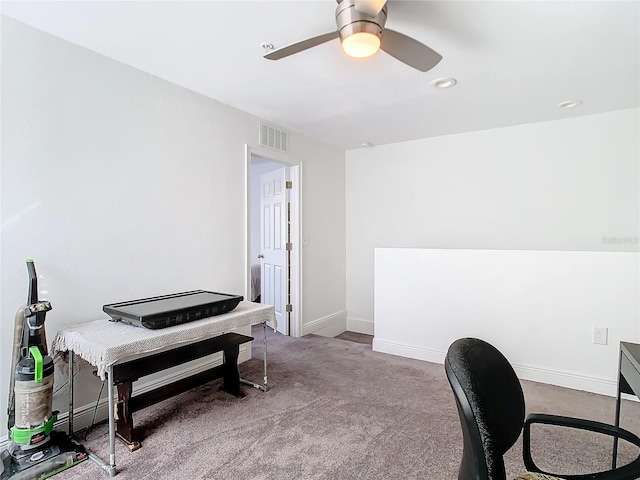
[334,331,373,345]
[54,328,640,480]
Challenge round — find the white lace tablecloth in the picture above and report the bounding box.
[52,301,275,379]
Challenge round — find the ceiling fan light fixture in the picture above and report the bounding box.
[342,31,381,58]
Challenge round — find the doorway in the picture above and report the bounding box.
[246,146,301,337]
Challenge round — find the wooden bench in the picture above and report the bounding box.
[108,332,253,450]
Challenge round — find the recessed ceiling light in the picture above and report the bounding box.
[556,100,582,109]
[431,77,457,89]
[360,142,373,148]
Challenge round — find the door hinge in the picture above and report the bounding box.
[286,242,293,251]
[286,304,293,313]
[286,181,293,189]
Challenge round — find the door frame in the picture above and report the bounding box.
[245,144,302,337]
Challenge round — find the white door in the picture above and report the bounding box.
[260,167,288,335]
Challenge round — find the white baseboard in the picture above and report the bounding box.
[0,347,251,449]
[302,310,347,337]
[372,338,620,397]
[373,339,445,364]
[513,364,617,397]
[346,317,374,335]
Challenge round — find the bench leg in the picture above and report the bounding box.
[220,345,245,398]
[115,382,141,451]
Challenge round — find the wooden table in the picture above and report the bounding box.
[52,302,275,477]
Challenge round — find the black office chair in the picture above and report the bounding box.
[444,337,640,480]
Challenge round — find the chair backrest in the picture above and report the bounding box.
[445,338,526,480]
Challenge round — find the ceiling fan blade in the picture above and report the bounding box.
[380,29,443,72]
[354,0,387,17]
[264,31,339,60]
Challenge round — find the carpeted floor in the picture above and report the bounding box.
[54,328,639,480]
[334,331,373,345]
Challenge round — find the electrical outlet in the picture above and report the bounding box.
[593,327,608,345]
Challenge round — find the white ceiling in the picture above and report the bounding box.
[2,1,639,150]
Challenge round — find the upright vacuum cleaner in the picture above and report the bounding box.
[1,260,87,480]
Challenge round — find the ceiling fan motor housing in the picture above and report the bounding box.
[336,0,387,42]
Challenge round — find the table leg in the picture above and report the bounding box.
[71,355,116,476]
[220,345,245,397]
[115,382,141,451]
[107,365,117,477]
[68,351,74,436]
[612,349,623,469]
[263,321,268,392]
[240,321,269,393]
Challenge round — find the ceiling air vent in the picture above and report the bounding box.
[259,123,288,152]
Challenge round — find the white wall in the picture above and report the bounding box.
[375,248,639,395]
[0,17,346,437]
[346,108,639,336]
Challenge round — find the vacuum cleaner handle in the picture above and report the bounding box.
[26,259,38,305]
[21,260,51,354]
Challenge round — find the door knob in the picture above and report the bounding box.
[258,254,264,259]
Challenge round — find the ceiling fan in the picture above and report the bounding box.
[263,0,442,72]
